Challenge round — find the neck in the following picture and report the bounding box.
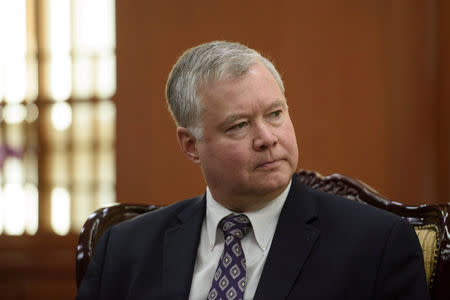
[208,183,291,213]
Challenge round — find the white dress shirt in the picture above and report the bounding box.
[188,181,291,300]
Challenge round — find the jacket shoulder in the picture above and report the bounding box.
[110,195,205,234]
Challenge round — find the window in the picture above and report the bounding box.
[0,0,116,235]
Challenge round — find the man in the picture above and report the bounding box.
[77,41,429,299]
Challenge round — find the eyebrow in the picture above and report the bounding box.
[220,114,247,130]
[266,99,287,111]
[219,99,287,129]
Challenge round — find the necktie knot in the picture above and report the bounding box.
[220,214,251,240]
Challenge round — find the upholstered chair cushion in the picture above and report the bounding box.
[414,225,439,286]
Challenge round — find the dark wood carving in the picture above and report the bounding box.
[76,170,450,300]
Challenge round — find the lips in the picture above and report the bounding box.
[255,159,283,169]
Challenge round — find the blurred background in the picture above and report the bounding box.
[0,0,448,299]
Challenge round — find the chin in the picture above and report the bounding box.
[266,167,293,183]
[255,173,292,195]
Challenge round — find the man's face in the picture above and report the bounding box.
[193,62,298,211]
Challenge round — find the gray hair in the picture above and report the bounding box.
[165,41,284,138]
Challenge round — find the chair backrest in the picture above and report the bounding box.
[76,170,450,300]
[75,204,161,287]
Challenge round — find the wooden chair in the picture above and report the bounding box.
[76,170,450,300]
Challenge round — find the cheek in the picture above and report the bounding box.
[281,124,299,155]
[209,142,251,169]
[288,130,298,151]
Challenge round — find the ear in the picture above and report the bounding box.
[176,127,200,164]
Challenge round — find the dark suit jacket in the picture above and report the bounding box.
[77,176,429,299]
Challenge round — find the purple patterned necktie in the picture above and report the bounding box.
[207,214,252,300]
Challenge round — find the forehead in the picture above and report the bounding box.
[199,62,285,112]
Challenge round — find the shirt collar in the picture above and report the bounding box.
[205,180,291,251]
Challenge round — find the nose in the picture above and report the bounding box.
[253,123,278,151]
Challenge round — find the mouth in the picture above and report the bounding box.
[255,159,283,170]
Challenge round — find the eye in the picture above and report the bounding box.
[270,110,282,118]
[227,121,248,132]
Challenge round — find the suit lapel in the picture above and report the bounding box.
[163,196,205,299]
[254,178,320,299]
